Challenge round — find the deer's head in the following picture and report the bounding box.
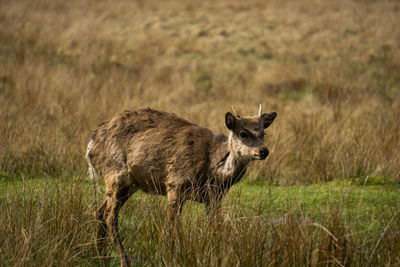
[225,104,277,161]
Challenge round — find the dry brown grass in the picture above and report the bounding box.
[1,0,399,184]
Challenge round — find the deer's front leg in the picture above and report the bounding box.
[204,188,225,224]
[165,182,184,225]
[205,197,222,219]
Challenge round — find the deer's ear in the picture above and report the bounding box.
[259,112,277,129]
[225,112,237,130]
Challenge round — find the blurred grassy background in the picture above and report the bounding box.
[1,0,399,184]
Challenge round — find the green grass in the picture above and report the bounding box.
[230,179,400,233]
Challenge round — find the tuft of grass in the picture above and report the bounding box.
[0,177,100,266]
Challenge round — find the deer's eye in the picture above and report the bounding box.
[239,131,248,138]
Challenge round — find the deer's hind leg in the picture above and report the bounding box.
[101,172,136,267]
[95,198,109,256]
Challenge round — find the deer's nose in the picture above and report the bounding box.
[260,147,269,160]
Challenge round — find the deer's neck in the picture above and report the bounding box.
[211,134,249,188]
[219,152,248,184]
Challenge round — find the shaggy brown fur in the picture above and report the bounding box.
[86,107,276,266]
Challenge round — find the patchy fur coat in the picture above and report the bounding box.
[87,108,247,202]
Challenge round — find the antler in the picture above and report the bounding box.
[258,103,263,117]
[232,105,240,118]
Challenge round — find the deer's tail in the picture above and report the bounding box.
[86,137,104,194]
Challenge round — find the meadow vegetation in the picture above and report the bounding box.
[0,0,399,265]
[1,177,399,266]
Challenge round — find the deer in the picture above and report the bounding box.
[86,105,277,266]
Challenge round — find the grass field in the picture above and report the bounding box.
[1,175,399,266]
[1,0,400,265]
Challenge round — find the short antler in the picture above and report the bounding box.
[232,105,240,118]
[258,104,263,117]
